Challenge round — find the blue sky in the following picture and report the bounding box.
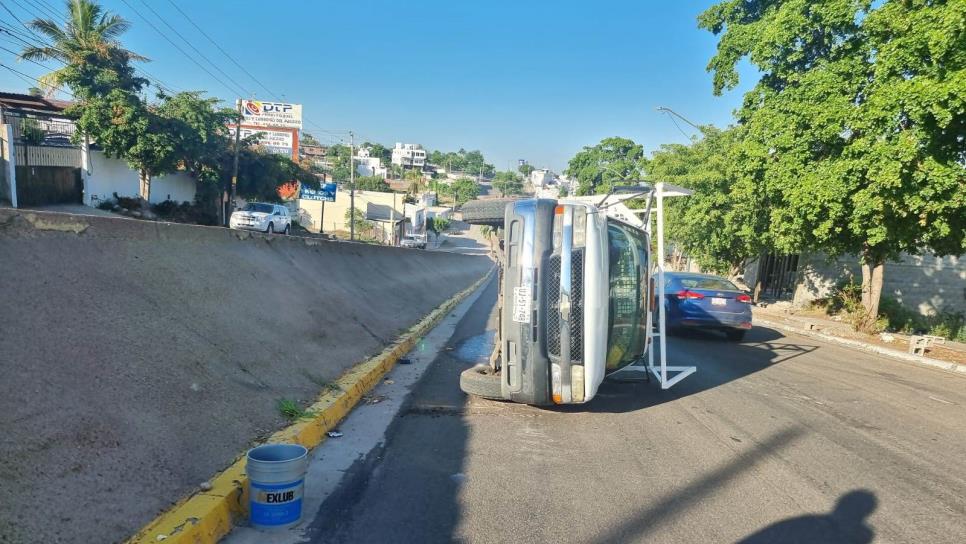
[0,0,757,172]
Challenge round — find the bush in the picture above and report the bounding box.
[150,200,218,226]
[430,216,450,233]
[814,282,966,341]
[114,195,141,210]
[878,297,921,334]
[96,200,114,211]
[876,296,965,341]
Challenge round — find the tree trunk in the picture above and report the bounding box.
[138,169,151,202]
[859,258,885,332]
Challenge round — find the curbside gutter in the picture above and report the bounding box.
[755,316,966,376]
[127,267,496,544]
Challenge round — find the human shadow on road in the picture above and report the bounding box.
[556,325,819,414]
[736,490,877,544]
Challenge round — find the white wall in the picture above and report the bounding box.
[83,150,196,206]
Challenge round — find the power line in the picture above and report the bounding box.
[0,0,42,42]
[116,0,249,99]
[0,42,54,71]
[0,19,180,95]
[19,0,57,21]
[0,60,74,97]
[665,112,692,141]
[163,0,279,102]
[134,0,251,97]
[159,1,373,146]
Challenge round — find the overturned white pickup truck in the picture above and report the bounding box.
[459,184,694,405]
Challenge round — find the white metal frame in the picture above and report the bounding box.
[599,182,695,390]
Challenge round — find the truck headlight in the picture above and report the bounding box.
[573,207,586,248]
[571,366,585,403]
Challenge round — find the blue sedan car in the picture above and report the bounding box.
[660,272,753,341]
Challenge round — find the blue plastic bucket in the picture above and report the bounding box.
[246,444,309,530]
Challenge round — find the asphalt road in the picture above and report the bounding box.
[306,280,966,544]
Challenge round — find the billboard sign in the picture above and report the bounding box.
[300,183,336,202]
[239,127,293,156]
[240,100,302,129]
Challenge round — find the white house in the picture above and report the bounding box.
[0,91,195,209]
[354,147,387,178]
[529,168,554,188]
[391,143,426,168]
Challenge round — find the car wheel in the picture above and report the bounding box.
[283,224,290,235]
[726,330,746,342]
[459,364,503,400]
[266,222,274,234]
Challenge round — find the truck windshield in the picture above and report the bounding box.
[605,220,649,370]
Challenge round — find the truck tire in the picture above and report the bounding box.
[460,364,504,400]
[460,199,513,226]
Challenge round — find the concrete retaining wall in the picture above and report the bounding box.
[792,252,966,315]
[745,251,965,316]
[0,208,490,544]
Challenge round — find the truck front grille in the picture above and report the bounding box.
[546,249,583,362]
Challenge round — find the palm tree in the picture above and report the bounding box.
[19,0,145,97]
[405,169,424,195]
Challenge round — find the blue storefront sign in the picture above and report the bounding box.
[300,183,336,202]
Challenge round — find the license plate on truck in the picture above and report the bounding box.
[512,286,532,323]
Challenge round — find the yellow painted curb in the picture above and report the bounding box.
[128,267,495,544]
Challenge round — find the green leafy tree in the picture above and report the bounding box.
[493,170,525,197]
[440,177,480,206]
[300,132,321,146]
[224,148,317,203]
[20,0,174,200]
[427,215,450,235]
[157,91,236,179]
[344,207,374,239]
[72,89,179,201]
[404,169,424,195]
[355,176,390,192]
[362,142,392,165]
[701,0,966,327]
[427,148,495,177]
[324,143,352,182]
[518,163,535,177]
[564,137,647,195]
[648,126,763,277]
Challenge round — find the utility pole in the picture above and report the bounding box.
[349,131,355,241]
[229,99,242,225]
[656,106,702,131]
[390,191,396,245]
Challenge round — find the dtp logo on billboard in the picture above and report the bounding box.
[240,99,302,129]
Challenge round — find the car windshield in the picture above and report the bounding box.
[676,276,739,291]
[243,203,274,214]
[605,220,649,371]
